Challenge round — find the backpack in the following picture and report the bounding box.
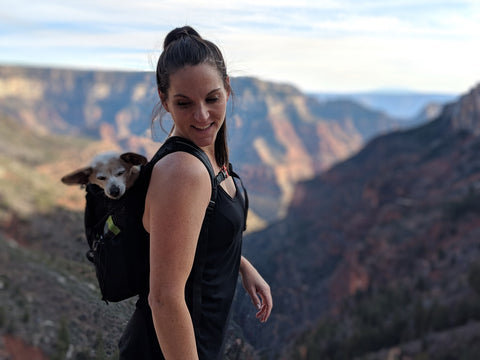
[83,136,248,303]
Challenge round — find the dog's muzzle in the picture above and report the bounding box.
[108,185,121,199]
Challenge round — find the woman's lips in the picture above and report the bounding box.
[192,123,213,131]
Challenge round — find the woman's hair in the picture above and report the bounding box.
[153,26,230,167]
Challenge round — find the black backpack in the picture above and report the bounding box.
[84,136,248,303]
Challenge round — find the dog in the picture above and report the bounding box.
[61,151,148,199]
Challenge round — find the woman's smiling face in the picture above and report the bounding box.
[160,63,230,150]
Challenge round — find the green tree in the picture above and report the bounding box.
[95,333,107,360]
[52,318,70,360]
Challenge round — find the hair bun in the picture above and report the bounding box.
[163,26,201,49]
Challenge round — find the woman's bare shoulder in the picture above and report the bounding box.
[150,151,211,194]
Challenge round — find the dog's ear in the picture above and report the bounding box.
[61,167,93,185]
[120,152,148,166]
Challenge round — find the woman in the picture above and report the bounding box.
[118,26,272,360]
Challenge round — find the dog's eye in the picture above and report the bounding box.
[116,170,125,177]
[97,176,106,181]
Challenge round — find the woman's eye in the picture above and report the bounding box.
[206,97,219,103]
[177,101,191,107]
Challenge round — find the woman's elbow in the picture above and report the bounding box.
[148,290,183,315]
[148,291,162,311]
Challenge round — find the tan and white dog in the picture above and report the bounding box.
[61,152,148,199]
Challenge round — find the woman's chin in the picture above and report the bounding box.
[190,125,218,146]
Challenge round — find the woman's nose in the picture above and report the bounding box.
[194,103,209,121]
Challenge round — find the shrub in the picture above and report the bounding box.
[52,318,70,360]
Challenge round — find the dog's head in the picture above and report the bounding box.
[61,152,148,199]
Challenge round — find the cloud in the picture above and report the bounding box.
[1,0,479,93]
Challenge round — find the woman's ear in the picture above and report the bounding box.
[158,90,170,112]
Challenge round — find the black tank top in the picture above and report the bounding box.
[119,176,246,360]
[192,181,245,358]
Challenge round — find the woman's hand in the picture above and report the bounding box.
[239,256,273,323]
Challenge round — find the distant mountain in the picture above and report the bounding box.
[234,83,480,358]
[229,77,403,220]
[0,65,405,359]
[0,65,405,222]
[1,64,479,359]
[314,91,457,120]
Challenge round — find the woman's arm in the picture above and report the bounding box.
[239,256,273,323]
[144,152,211,360]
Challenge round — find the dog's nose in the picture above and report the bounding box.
[109,185,121,198]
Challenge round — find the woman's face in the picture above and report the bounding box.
[161,63,230,150]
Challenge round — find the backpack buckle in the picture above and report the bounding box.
[215,165,229,185]
[221,165,229,178]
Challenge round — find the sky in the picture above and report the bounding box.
[1,0,479,95]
